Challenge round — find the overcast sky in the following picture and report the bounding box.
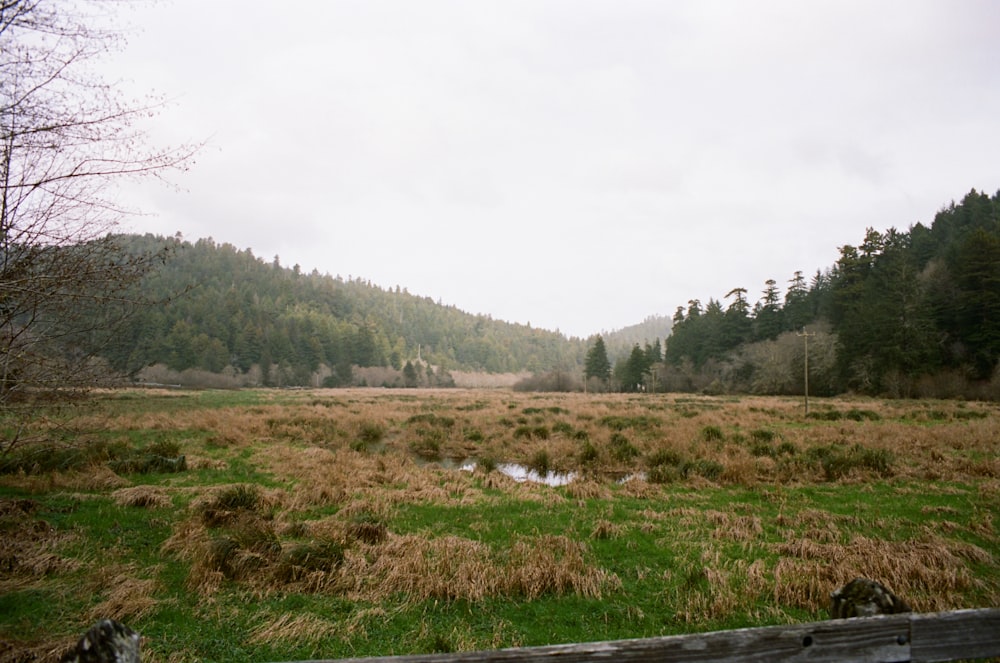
[109,0,1000,339]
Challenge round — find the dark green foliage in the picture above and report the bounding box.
[750,429,775,443]
[807,410,843,421]
[463,428,484,442]
[513,425,534,439]
[777,440,798,455]
[552,421,574,436]
[609,433,639,462]
[646,449,684,468]
[647,464,681,484]
[700,425,724,442]
[0,437,186,476]
[806,444,895,480]
[599,415,659,431]
[845,409,881,422]
[579,440,599,464]
[358,422,386,444]
[476,456,497,473]
[662,189,1000,398]
[584,336,611,383]
[406,413,455,428]
[103,235,587,383]
[681,459,724,480]
[527,449,551,476]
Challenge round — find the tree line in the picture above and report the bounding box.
[104,235,587,387]
[584,189,1000,398]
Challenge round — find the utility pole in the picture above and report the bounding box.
[796,329,815,415]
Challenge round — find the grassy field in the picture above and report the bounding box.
[1,388,998,662]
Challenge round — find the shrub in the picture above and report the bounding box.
[579,441,599,464]
[464,428,484,442]
[609,433,639,462]
[681,459,724,480]
[846,409,881,422]
[646,449,684,468]
[409,430,443,458]
[648,464,681,484]
[750,429,775,443]
[527,449,551,476]
[476,456,497,473]
[807,444,894,480]
[358,421,385,444]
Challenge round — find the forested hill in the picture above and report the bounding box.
[661,188,1000,398]
[106,235,588,386]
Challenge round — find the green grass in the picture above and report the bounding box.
[1,389,998,661]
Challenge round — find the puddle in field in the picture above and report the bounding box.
[411,453,644,487]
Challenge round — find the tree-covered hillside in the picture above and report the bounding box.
[106,235,587,386]
[660,189,1000,398]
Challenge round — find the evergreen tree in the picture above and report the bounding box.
[584,336,611,383]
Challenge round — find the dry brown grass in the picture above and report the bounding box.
[772,533,995,612]
[4,388,998,660]
[86,567,160,623]
[111,486,172,509]
[339,532,619,602]
[248,612,343,647]
[0,498,80,594]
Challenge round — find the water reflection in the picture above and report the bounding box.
[420,454,645,487]
[459,460,576,487]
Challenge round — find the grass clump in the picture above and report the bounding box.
[527,449,551,477]
[600,415,659,431]
[579,441,600,465]
[700,425,724,442]
[807,409,843,421]
[406,413,455,428]
[806,444,895,480]
[845,408,881,422]
[645,449,685,484]
[682,459,724,480]
[609,433,639,462]
[348,511,388,544]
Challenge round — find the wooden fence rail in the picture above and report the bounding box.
[284,608,1000,663]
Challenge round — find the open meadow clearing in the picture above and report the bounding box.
[1,388,998,662]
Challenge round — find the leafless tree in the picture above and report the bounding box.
[1,1,195,425]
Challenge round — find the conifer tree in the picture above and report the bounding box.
[584,336,611,383]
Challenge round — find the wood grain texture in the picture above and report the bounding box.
[279,609,999,663]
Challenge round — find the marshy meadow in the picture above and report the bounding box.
[1,388,998,662]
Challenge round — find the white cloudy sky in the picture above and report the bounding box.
[108,0,1000,338]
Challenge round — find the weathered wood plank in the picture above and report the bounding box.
[910,608,1000,662]
[279,608,1000,663]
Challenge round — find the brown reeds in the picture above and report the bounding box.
[772,533,995,613]
[111,486,172,509]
